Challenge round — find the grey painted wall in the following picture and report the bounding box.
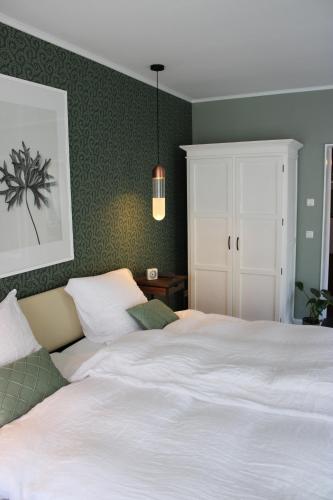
[193,90,333,318]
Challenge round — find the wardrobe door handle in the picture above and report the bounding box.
[236,237,239,251]
[228,236,231,250]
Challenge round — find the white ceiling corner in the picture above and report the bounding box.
[0,0,332,102]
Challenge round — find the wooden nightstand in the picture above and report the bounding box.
[134,275,188,309]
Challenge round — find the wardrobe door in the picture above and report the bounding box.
[233,156,282,321]
[189,158,233,314]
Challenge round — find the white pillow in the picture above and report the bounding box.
[65,268,147,343]
[0,290,40,366]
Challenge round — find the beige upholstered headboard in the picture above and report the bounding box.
[19,287,83,352]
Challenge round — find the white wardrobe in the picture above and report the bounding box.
[180,140,303,323]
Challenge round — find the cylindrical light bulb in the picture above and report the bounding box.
[152,197,165,221]
[152,165,165,221]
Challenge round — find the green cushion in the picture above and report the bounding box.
[0,348,68,427]
[127,299,178,330]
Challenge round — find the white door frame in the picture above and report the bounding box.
[320,144,333,294]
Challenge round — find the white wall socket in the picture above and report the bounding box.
[306,230,314,239]
[306,198,315,207]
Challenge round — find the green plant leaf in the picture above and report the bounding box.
[317,299,328,312]
[295,281,304,291]
[310,288,321,298]
[306,298,317,306]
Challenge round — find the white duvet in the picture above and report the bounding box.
[0,311,332,500]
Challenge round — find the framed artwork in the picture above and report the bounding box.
[0,74,74,278]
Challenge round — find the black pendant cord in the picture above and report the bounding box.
[156,70,160,164]
[150,64,164,165]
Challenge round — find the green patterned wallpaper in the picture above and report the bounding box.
[0,22,191,300]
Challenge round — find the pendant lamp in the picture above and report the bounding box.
[151,64,166,221]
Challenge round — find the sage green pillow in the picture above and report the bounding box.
[127,299,178,330]
[0,347,68,427]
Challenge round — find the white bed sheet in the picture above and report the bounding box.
[0,311,332,500]
[50,310,199,379]
[51,337,103,380]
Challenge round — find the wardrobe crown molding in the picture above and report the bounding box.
[180,139,303,158]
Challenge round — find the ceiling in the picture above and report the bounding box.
[0,0,332,102]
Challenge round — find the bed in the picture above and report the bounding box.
[0,285,332,499]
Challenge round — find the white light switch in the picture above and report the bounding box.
[306,230,314,239]
[306,198,315,207]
